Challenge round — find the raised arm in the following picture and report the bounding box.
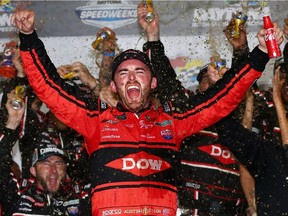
[95,27,119,107]
[11,9,100,139]
[241,89,255,130]
[224,13,249,70]
[273,66,288,145]
[173,24,283,141]
[137,2,159,42]
[0,92,25,205]
[138,3,188,103]
[59,27,119,107]
[57,62,99,95]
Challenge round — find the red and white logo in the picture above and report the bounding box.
[198,144,235,165]
[105,151,171,177]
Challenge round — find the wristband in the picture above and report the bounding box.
[90,80,99,92]
[103,52,115,57]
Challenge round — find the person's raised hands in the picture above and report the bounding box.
[137,2,159,41]
[11,46,25,77]
[57,62,97,88]
[11,9,35,35]
[224,14,248,50]
[5,90,25,130]
[272,66,285,102]
[99,85,118,107]
[96,27,117,52]
[257,22,283,53]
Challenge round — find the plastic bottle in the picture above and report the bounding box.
[263,11,281,58]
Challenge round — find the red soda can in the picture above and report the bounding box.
[263,15,282,58]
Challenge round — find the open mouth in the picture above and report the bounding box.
[127,85,140,99]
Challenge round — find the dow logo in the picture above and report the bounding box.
[198,144,236,165]
[106,151,172,177]
[75,0,137,29]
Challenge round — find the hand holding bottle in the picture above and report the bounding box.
[6,89,25,130]
[137,2,159,42]
[257,22,283,55]
[263,15,282,58]
[224,13,248,50]
[92,27,117,52]
[11,85,26,110]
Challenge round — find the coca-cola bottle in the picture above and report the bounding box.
[263,14,282,58]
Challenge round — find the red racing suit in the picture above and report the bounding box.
[19,31,269,216]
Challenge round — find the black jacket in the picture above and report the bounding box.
[217,116,288,215]
[0,125,91,216]
[1,76,43,178]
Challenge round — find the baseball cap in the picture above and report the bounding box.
[111,49,154,79]
[31,130,67,166]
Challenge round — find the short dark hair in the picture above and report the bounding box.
[197,64,209,83]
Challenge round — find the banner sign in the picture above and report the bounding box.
[1,0,287,38]
[0,0,285,91]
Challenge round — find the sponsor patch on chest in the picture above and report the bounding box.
[105,151,171,177]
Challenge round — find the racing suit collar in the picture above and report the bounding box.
[114,101,159,121]
[116,101,153,114]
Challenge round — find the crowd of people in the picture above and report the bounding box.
[0,2,288,216]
